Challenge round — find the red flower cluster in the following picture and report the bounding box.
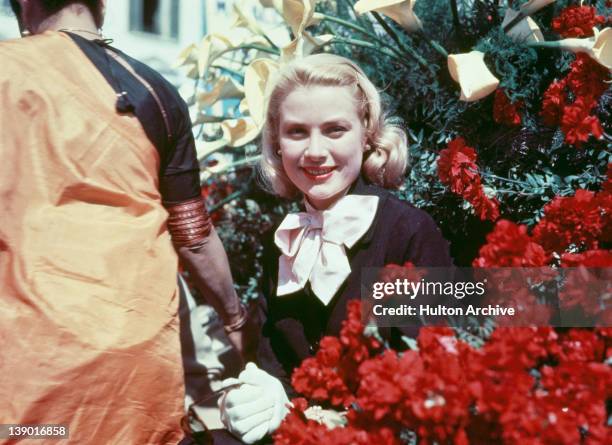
[493,89,522,126]
[473,220,549,267]
[476,170,611,266]
[274,397,401,445]
[200,180,233,222]
[437,138,500,221]
[561,249,612,267]
[291,301,381,408]
[277,305,612,445]
[532,189,605,254]
[561,97,604,147]
[541,80,566,126]
[540,53,608,147]
[552,5,606,38]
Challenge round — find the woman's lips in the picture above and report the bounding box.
[302,166,336,181]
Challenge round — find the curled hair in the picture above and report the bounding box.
[259,53,408,199]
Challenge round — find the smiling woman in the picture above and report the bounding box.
[209,54,453,445]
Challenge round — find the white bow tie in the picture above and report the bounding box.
[274,194,379,305]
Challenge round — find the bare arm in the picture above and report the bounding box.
[166,197,258,362]
[176,227,243,326]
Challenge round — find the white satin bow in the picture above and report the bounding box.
[274,194,379,305]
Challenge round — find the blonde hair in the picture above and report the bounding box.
[259,53,408,198]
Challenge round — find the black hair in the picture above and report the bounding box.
[10,1,103,27]
[9,0,21,16]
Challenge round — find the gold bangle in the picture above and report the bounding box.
[223,303,248,333]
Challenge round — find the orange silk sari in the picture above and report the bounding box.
[0,32,184,444]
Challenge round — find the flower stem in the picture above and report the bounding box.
[450,0,461,29]
[370,12,432,71]
[480,171,531,187]
[415,29,449,58]
[320,14,421,66]
[211,64,245,81]
[261,33,279,50]
[329,37,414,69]
[209,189,248,213]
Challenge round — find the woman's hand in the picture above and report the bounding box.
[218,363,290,444]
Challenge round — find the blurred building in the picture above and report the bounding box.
[0,0,278,85]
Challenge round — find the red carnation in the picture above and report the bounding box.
[561,97,603,147]
[561,249,612,267]
[466,188,501,222]
[541,80,567,126]
[493,89,522,126]
[566,54,609,101]
[291,356,355,407]
[552,5,606,38]
[438,138,499,221]
[533,189,604,253]
[473,220,549,267]
[437,137,480,195]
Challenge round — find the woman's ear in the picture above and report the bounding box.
[362,133,370,152]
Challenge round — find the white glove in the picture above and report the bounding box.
[218,362,290,444]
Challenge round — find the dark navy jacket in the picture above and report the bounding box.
[255,178,453,392]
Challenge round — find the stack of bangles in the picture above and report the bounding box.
[165,197,212,248]
[223,303,249,334]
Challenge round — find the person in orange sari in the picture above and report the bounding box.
[0,1,254,443]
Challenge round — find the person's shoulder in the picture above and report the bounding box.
[361,183,438,233]
[386,193,439,233]
[110,46,186,108]
[0,35,42,66]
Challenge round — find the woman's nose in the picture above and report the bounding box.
[304,133,327,159]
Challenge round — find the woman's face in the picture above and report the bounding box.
[278,85,366,210]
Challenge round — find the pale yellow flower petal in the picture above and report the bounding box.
[282,0,317,36]
[354,0,422,33]
[232,2,265,35]
[447,51,500,102]
[239,98,250,114]
[198,33,234,78]
[174,43,197,68]
[502,8,544,43]
[554,28,612,70]
[591,27,612,70]
[197,77,245,109]
[196,138,228,162]
[260,0,283,11]
[244,58,280,127]
[221,117,261,147]
[281,32,334,61]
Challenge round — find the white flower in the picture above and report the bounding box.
[447,51,500,102]
[354,0,422,33]
[502,8,544,43]
[554,27,612,70]
[519,0,556,16]
[244,58,280,128]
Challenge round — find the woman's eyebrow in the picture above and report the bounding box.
[280,118,353,127]
[323,119,352,126]
[281,120,305,127]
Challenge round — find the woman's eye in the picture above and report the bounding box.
[287,128,307,137]
[328,127,347,136]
